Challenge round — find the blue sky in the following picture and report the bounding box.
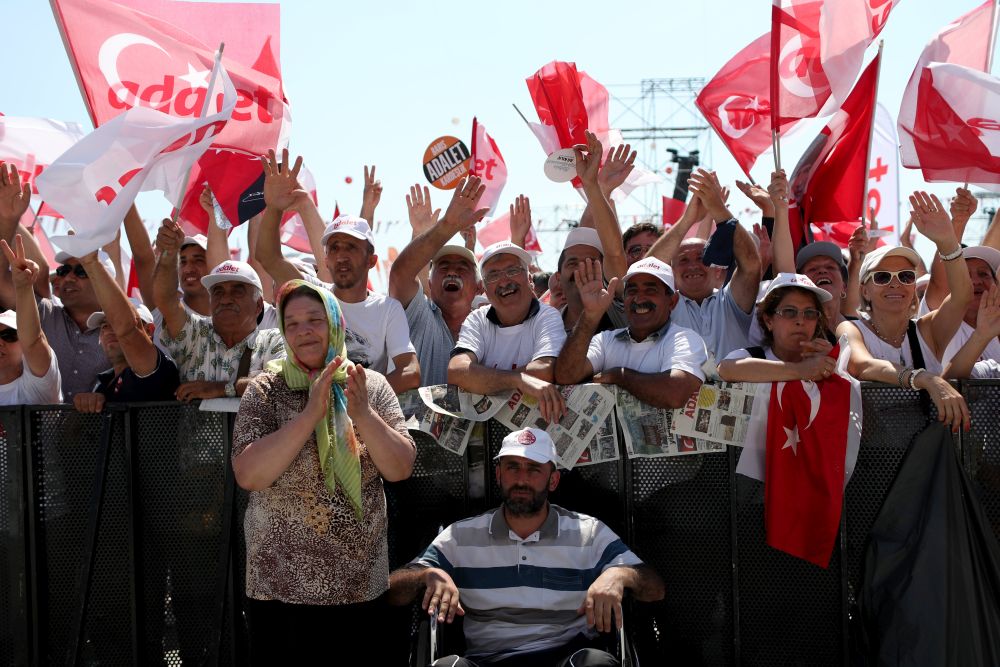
[5,0,998,271]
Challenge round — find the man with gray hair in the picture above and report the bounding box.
[153,218,284,401]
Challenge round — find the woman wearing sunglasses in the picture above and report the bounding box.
[718,273,837,382]
[836,192,971,432]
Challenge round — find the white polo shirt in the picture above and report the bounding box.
[453,299,566,370]
[587,321,709,380]
[669,283,752,363]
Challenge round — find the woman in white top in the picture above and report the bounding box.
[837,192,970,432]
[945,283,1000,379]
[719,273,837,382]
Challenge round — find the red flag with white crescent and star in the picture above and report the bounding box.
[764,343,853,568]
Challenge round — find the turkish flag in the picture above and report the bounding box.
[899,0,996,172]
[789,54,881,246]
[38,60,236,257]
[697,33,774,176]
[50,0,289,156]
[764,344,855,567]
[177,149,262,231]
[908,63,1000,186]
[662,196,687,228]
[470,117,507,216]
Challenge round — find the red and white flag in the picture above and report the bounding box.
[279,165,320,254]
[477,212,542,254]
[898,0,997,173]
[910,63,1000,186]
[789,53,881,247]
[525,61,658,199]
[0,117,86,199]
[867,103,901,244]
[470,118,507,216]
[737,339,862,567]
[50,0,289,155]
[177,149,263,232]
[37,59,236,257]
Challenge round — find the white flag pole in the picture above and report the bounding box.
[170,42,225,224]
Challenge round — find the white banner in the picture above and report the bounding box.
[868,102,901,244]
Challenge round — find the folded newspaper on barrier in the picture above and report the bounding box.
[397,386,511,456]
[672,381,761,447]
[575,412,619,467]
[493,384,617,469]
[615,388,726,457]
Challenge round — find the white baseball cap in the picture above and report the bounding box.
[432,244,478,268]
[181,234,208,251]
[200,260,263,292]
[759,272,833,303]
[858,245,921,284]
[321,215,375,247]
[495,428,559,466]
[479,241,532,273]
[623,257,675,292]
[54,250,117,279]
[0,310,17,331]
[86,298,155,331]
[562,227,604,255]
[964,246,1000,275]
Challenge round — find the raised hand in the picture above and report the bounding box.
[740,177,777,217]
[199,184,215,215]
[688,169,732,222]
[261,148,306,213]
[848,224,868,267]
[765,170,788,213]
[949,187,978,232]
[752,222,772,270]
[442,176,488,233]
[574,258,619,319]
[0,162,31,224]
[405,184,440,237]
[155,218,185,257]
[976,284,1000,339]
[909,191,958,248]
[598,143,636,196]
[573,130,604,187]
[509,195,532,247]
[900,215,915,249]
[0,235,39,289]
[361,165,383,220]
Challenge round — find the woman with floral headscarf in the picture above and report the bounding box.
[232,280,415,663]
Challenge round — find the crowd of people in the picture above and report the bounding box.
[0,126,994,664]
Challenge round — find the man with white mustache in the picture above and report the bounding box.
[389,178,489,386]
[449,241,568,423]
[555,257,708,410]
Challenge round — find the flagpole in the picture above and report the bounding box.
[512,103,534,132]
[987,0,998,73]
[170,42,225,224]
[770,0,782,172]
[861,41,884,229]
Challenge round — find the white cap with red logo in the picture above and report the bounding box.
[321,215,375,247]
[479,241,532,273]
[495,428,559,465]
[200,260,263,292]
[624,257,675,292]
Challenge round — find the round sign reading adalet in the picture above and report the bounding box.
[543,148,578,183]
[423,136,472,190]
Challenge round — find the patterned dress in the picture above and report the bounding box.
[232,369,413,605]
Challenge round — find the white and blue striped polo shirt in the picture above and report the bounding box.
[412,504,643,662]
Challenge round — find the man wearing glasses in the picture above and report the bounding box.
[554,257,708,410]
[449,241,568,423]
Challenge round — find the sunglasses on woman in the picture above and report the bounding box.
[773,307,822,321]
[55,264,88,279]
[865,269,916,286]
[0,329,18,343]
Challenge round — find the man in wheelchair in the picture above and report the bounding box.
[389,428,664,666]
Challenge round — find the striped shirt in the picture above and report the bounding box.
[412,504,643,662]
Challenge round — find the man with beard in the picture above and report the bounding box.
[645,169,761,362]
[71,248,180,413]
[389,428,664,667]
[154,219,285,400]
[389,177,488,386]
[554,257,707,409]
[448,242,567,423]
[255,150,420,394]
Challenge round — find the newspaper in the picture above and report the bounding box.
[614,388,727,458]
[574,412,620,467]
[672,381,761,447]
[493,384,617,469]
[417,385,509,421]
[397,388,475,456]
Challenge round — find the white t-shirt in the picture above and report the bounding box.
[587,322,709,380]
[339,293,415,373]
[847,317,941,374]
[941,320,1000,367]
[454,300,566,370]
[0,352,62,406]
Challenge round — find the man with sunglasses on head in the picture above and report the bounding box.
[554,257,708,410]
[448,241,568,423]
[0,236,61,405]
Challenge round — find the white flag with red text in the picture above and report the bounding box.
[0,117,86,199]
[868,103,900,244]
[38,60,236,257]
[470,118,507,216]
